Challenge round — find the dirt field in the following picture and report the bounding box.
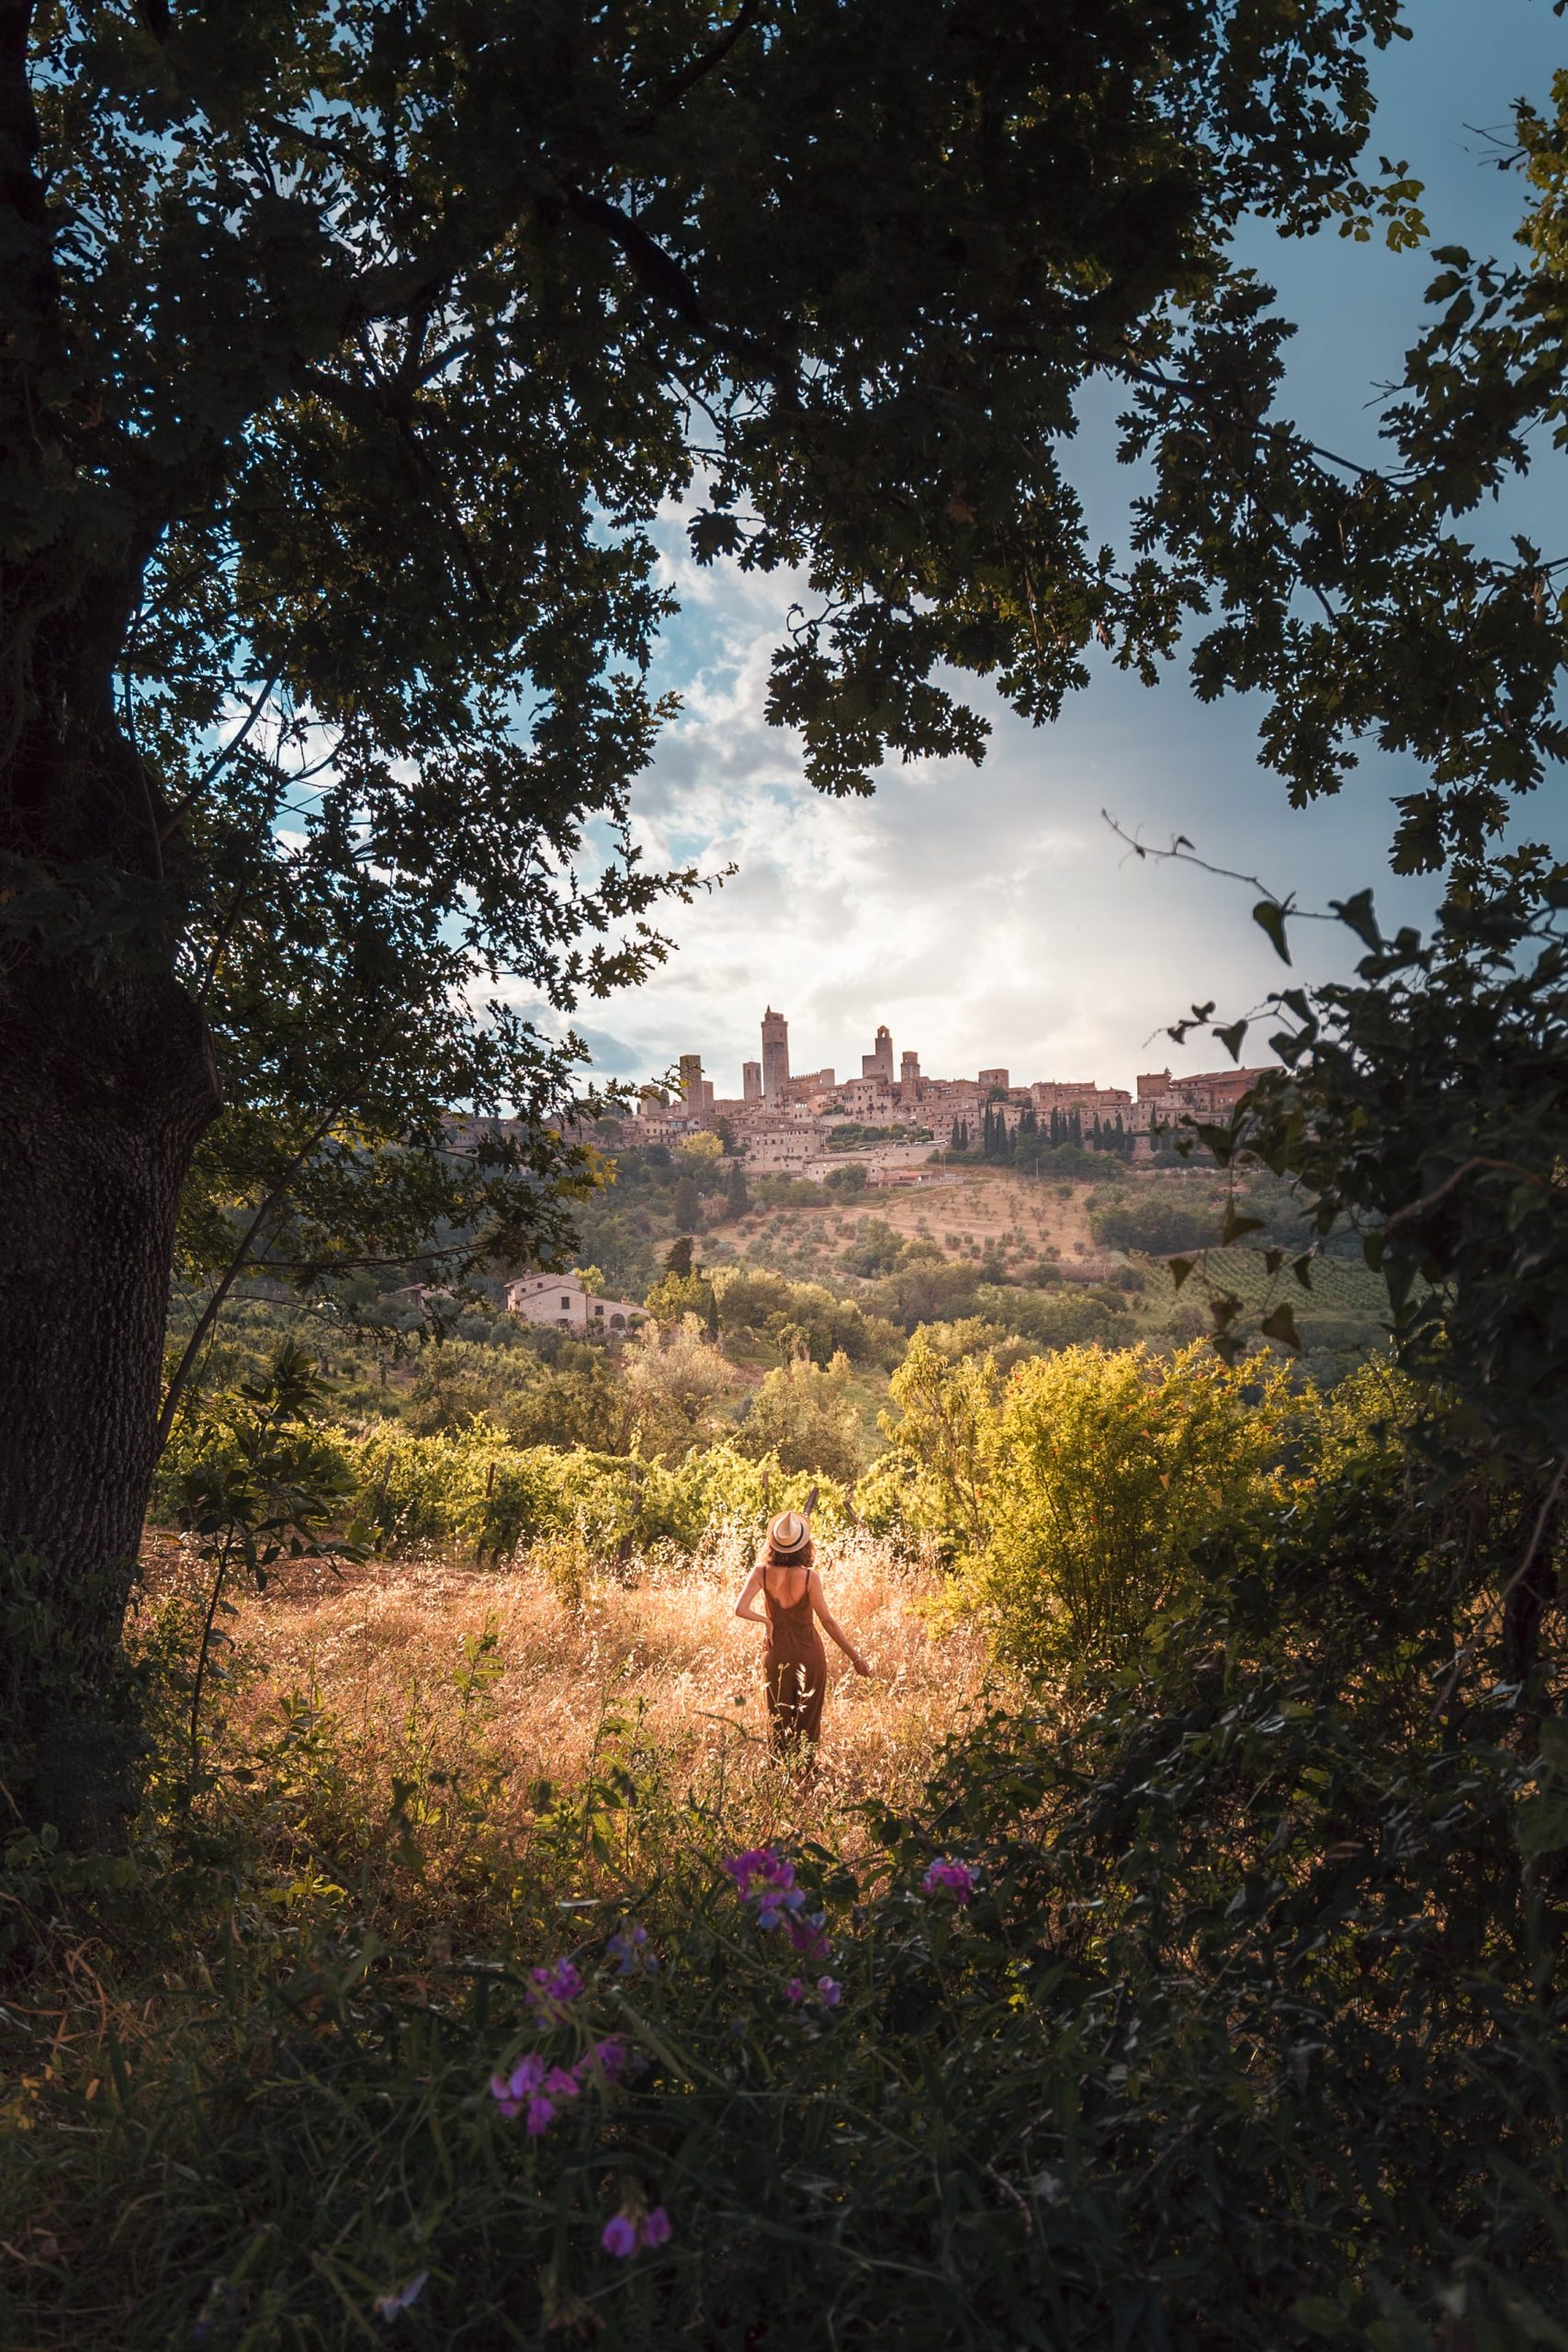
[728,1168,1099,1271]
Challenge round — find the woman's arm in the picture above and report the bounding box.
[807,1569,871,1674]
[733,1563,768,1625]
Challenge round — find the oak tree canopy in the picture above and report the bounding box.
[0,0,1404,1827]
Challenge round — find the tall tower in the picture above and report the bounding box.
[761,1007,790,1100]
[863,1024,894,1083]
[679,1054,713,1119]
[900,1049,921,1100]
[742,1060,762,1103]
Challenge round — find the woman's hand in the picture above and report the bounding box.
[850,1650,872,1678]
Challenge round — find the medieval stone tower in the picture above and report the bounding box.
[761,1006,790,1100]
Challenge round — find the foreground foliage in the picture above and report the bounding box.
[3,1445,1563,2347]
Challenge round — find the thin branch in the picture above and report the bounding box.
[155,1109,344,1450]
[1111,354,1392,484]
[632,0,763,121]
[1100,812,1339,920]
[1384,1155,1562,1232]
[558,179,794,388]
[165,668,283,822]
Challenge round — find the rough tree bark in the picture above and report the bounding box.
[0,955,219,1838]
[0,556,221,1835]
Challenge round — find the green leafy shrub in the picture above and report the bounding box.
[733,1352,865,1485]
[1088,1187,1219,1255]
[958,1342,1294,1667]
[973,1283,1132,1350]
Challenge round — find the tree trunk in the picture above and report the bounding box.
[0,958,219,1841]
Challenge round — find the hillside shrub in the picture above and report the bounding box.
[733,1353,865,1485]
[1088,1188,1219,1255]
[856,1330,999,1553]
[714,1268,890,1366]
[620,1316,739,1456]
[973,1283,1131,1350]
[863,1258,983,1329]
[341,1427,849,1561]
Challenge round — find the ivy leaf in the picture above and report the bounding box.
[1330,889,1381,950]
[1168,1256,1194,1291]
[1222,1206,1268,1244]
[1214,1018,1249,1062]
[1252,900,1292,965]
[1260,1303,1303,1352]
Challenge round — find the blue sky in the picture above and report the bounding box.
[567,1,1567,1101]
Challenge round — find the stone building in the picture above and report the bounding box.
[678,1053,715,1119]
[742,1060,762,1103]
[505,1272,649,1334]
[862,1024,894,1083]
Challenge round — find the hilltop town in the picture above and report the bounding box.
[626,1006,1269,1184]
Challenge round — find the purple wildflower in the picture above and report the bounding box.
[488,2052,546,2119]
[788,1912,830,1962]
[528,1957,584,2007]
[576,2037,627,2084]
[721,1847,795,1899]
[606,1925,656,1976]
[921,1859,976,1906]
[544,2066,580,2100]
[640,2208,672,2250]
[373,2272,427,2320]
[817,1976,842,2010]
[525,2095,556,2137]
[784,1976,807,2003]
[601,2214,638,2259]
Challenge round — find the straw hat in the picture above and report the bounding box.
[766,1510,812,1561]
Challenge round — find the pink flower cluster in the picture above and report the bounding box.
[921,1858,976,1905]
[723,1848,839,2006]
[601,2205,672,2259]
[488,2039,626,2135]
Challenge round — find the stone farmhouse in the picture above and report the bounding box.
[505,1272,649,1335]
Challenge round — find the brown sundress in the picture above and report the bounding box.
[762,1567,827,1752]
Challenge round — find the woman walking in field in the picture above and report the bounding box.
[733,1505,871,1758]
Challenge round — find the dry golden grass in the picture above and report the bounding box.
[198,1533,1010,1914]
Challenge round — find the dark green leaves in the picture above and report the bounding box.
[1252,900,1292,965]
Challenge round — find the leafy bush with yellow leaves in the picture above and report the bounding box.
[962,1342,1296,1668]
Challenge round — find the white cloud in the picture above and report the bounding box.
[586,543,1441,1099]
